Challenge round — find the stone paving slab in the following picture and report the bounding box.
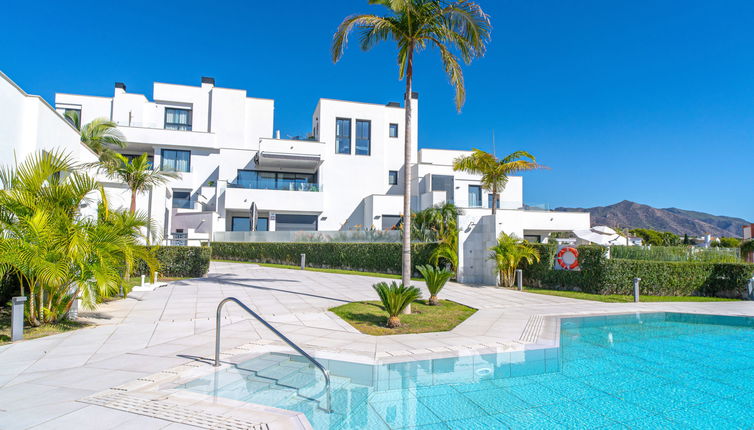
[0,261,752,429]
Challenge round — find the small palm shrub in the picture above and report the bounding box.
[416,264,453,305]
[373,282,422,328]
[489,233,541,287]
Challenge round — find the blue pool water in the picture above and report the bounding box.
[182,313,754,429]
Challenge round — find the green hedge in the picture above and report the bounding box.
[134,246,212,278]
[210,242,438,275]
[522,243,754,298]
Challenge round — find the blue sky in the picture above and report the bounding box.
[2,1,752,220]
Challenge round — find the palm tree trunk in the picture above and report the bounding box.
[491,185,497,215]
[129,189,137,214]
[401,47,414,314]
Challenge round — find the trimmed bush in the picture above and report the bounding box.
[135,246,211,278]
[521,243,754,298]
[210,242,437,275]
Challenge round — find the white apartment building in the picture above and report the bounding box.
[51,77,589,245]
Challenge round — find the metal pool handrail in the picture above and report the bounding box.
[214,297,332,413]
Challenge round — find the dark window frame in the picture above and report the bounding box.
[389,123,399,138]
[468,185,482,207]
[172,190,192,209]
[388,170,398,185]
[355,119,371,156]
[335,118,351,154]
[161,149,191,172]
[231,216,251,232]
[164,107,193,131]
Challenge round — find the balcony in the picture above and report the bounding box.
[224,185,324,213]
[118,125,216,149]
[228,179,323,192]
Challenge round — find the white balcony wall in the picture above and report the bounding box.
[224,187,324,214]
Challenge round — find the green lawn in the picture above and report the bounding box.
[519,287,739,303]
[213,260,422,281]
[330,299,476,336]
[0,306,91,345]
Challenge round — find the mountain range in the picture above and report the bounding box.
[554,200,751,238]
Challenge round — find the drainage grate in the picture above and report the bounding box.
[519,314,544,344]
[80,391,269,430]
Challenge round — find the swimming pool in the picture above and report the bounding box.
[181,312,754,429]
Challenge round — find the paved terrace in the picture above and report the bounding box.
[1,261,754,429]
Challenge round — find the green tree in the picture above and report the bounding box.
[76,118,127,162]
[488,232,540,287]
[102,153,177,214]
[373,281,422,328]
[333,0,491,287]
[416,264,453,305]
[0,151,156,325]
[453,149,544,214]
[411,202,461,273]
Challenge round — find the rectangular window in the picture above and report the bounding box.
[381,215,402,230]
[161,149,191,172]
[63,108,81,126]
[124,154,154,169]
[336,118,351,154]
[231,217,251,232]
[165,108,192,131]
[488,193,500,209]
[355,120,371,155]
[468,185,482,207]
[524,235,541,243]
[431,175,455,204]
[257,217,269,231]
[172,190,192,209]
[389,123,399,138]
[388,170,398,185]
[275,214,318,231]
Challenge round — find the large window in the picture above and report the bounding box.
[124,153,154,169]
[275,214,317,231]
[355,120,371,155]
[389,123,399,138]
[468,185,482,207]
[172,190,192,209]
[231,216,269,231]
[488,193,500,209]
[63,108,81,126]
[388,170,398,185]
[382,215,401,230]
[336,118,351,154]
[231,217,250,232]
[234,170,318,191]
[165,108,192,131]
[161,149,191,172]
[431,175,454,204]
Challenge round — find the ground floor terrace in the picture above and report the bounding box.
[1,262,753,429]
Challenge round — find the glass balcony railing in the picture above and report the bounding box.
[228,179,323,192]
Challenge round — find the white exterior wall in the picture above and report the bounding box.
[50,77,588,245]
[0,72,96,165]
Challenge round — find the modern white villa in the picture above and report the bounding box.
[47,76,589,246]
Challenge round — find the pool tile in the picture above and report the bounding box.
[370,399,442,428]
[419,394,488,421]
[444,415,508,430]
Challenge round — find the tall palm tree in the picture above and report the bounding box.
[103,153,177,214]
[79,118,127,161]
[453,149,545,214]
[333,0,491,287]
[488,232,540,287]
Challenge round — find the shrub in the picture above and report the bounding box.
[373,282,422,328]
[416,265,453,305]
[135,246,211,278]
[210,242,437,275]
[521,243,754,298]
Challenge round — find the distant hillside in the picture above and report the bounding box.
[555,200,751,238]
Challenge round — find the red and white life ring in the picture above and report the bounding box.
[556,247,580,270]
